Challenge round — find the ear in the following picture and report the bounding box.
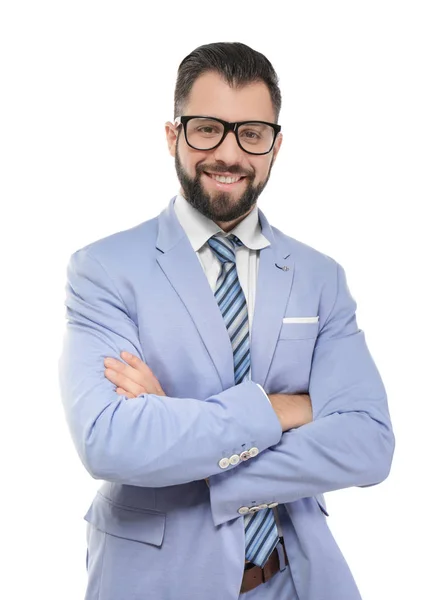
[271,132,283,165]
[165,121,179,157]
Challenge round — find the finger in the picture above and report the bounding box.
[106,366,164,398]
[104,368,144,397]
[120,352,163,389]
[116,386,136,399]
[120,352,166,396]
[104,356,147,390]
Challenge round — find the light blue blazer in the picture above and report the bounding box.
[58,195,395,600]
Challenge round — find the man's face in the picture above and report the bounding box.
[165,71,283,230]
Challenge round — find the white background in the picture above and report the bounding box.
[1,1,439,598]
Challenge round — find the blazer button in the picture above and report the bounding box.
[218,457,230,469]
[267,502,279,508]
[249,506,260,513]
[258,504,268,510]
[239,450,251,461]
[238,506,250,515]
[249,447,259,457]
[229,454,240,465]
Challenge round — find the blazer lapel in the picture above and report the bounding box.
[156,196,295,393]
[250,207,295,391]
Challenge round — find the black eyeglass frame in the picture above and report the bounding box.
[174,115,282,156]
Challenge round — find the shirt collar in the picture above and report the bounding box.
[173,192,271,252]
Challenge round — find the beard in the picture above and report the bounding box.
[174,142,275,223]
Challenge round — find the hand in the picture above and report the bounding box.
[104,351,166,398]
[268,393,313,432]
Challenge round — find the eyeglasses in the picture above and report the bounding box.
[174,115,281,156]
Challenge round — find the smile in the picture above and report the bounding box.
[203,172,247,188]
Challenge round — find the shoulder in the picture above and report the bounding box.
[69,216,159,268]
[271,224,340,280]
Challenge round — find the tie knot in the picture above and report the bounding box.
[207,233,244,264]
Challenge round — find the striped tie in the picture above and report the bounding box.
[207,232,280,568]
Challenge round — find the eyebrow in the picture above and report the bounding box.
[192,116,273,124]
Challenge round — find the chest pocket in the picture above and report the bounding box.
[267,319,319,392]
[278,320,319,340]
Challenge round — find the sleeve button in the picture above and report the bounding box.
[239,450,251,461]
[238,506,250,515]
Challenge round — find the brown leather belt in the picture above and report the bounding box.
[240,538,289,594]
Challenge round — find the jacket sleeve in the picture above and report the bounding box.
[57,248,283,488]
[208,260,395,526]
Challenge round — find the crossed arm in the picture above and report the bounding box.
[59,249,395,515]
[103,352,313,489]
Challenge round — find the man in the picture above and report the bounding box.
[58,42,395,600]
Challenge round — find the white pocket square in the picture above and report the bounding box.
[282,316,319,323]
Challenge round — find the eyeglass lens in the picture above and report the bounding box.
[186,118,275,154]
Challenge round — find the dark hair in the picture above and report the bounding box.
[174,42,282,123]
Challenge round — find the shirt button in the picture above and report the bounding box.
[267,502,279,508]
[218,457,230,469]
[229,454,240,465]
[238,506,250,515]
[249,447,259,457]
[239,450,251,461]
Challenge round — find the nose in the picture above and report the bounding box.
[211,129,243,165]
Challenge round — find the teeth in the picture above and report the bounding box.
[210,174,241,184]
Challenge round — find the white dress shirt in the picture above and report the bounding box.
[173,192,283,540]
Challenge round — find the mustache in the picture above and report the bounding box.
[197,164,253,178]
